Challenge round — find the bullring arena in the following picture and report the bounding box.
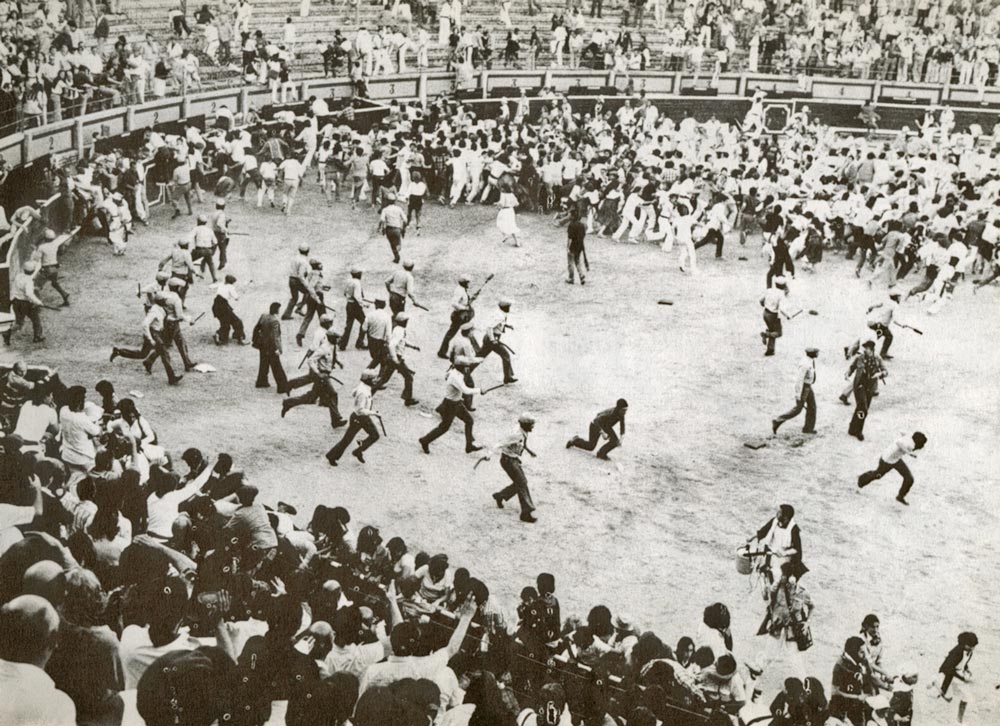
[1,11,1000,725]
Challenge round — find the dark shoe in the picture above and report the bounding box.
[520,513,538,523]
[764,350,774,357]
[436,352,448,359]
[256,382,271,389]
[296,334,304,347]
[857,476,867,489]
[331,418,348,428]
[280,315,293,321]
[168,374,183,385]
[33,337,45,343]
[404,398,419,407]
[771,420,779,435]
[171,208,181,219]
[565,278,574,284]
[352,447,365,463]
[802,429,817,434]
[504,377,518,384]
[895,495,909,506]
[467,406,477,412]
[143,362,152,374]
[213,333,222,345]
[110,348,118,362]
[61,298,70,307]
[839,394,850,406]
[466,444,483,453]
[851,432,865,441]
[281,402,290,418]
[580,279,585,285]
[419,438,430,454]
[326,455,339,467]
[492,493,504,509]
[843,346,849,359]
[184,363,198,372]
[566,439,574,449]
[881,353,894,360]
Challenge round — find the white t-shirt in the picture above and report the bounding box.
[13,401,58,442]
[279,158,303,181]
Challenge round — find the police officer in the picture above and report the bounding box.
[436,273,472,359]
[485,413,538,523]
[147,279,197,371]
[418,357,483,455]
[210,200,231,271]
[296,258,327,348]
[281,329,346,428]
[159,239,201,304]
[448,320,480,411]
[385,259,421,315]
[282,243,311,320]
[341,266,367,350]
[374,311,419,407]
[326,369,381,466]
[479,299,516,384]
[33,229,70,307]
[362,298,391,371]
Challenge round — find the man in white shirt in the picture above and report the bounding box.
[145,463,212,539]
[12,387,59,450]
[359,596,476,694]
[771,347,818,435]
[212,273,245,344]
[278,156,303,215]
[759,276,790,357]
[857,431,927,505]
[0,595,76,726]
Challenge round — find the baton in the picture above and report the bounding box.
[373,413,387,437]
[468,273,495,303]
[329,375,343,385]
[473,455,489,470]
[413,301,429,311]
[191,312,206,325]
[788,309,803,319]
[481,382,507,395]
[404,343,421,351]
[583,247,590,271]
[499,341,516,356]
[229,231,251,236]
[298,349,313,369]
[895,322,923,335]
[43,304,63,311]
[137,282,142,298]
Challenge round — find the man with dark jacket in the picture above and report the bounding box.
[253,302,287,392]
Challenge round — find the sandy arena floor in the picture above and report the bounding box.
[15,181,1000,721]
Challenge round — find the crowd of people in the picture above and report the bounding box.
[7,0,1000,133]
[0,67,996,724]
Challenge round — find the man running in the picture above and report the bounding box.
[485,414,538,523]
[857,431,927,506]
[567,398,628,460]
[326,369,381,466]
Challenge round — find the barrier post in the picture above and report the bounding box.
[418,73,427,106]
[543,69,552,89]
[125,105,135,132]
[674,71,682,95]
[182,96,193,120]
[239,87,250,115]
[479,69,489,99]
[73,117,85,157]
[20,130,31,166]
[872,81,881,102]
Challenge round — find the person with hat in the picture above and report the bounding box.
[190,213,218,282]
[134,647,239,726]
[211,273,245,344]
[147,281,198,372]
[141,292,183,384]
[567,398,628,460]
[857,431,926,505]
[436,273,472,359]
[760,276,790,357]
[326,368,381,466]
[32,228,70,307]
[448,319,481,410]
[209,199,230,271]
[478,298,517,384]
[341,266,368,350]
[296,258,329,348]
[7,260,46,344]
[378,195,407,263]
[384,259,421,315]
[771,347,818,435]
[374,311,418,407]
[865,291,901,360]
[362,298,391,372]
[282,244,312,320]
[281,329,346,428]
[847,339,886,441]
[158,239,201,304]
[252,302,288,392]
[418,357,483,455]
[483,413,538,523]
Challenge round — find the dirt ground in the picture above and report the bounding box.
[14,181,1000,721]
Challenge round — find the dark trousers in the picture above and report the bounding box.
[569,421,619,458]
[298,296,323,340]
[157,319,194,369]
[213,296,244,343]
[375,358,414,400]
[257,348,288,390]
[848,381,870,436]
[773,384,816,433]
[367,338,387,370]
[695,227,725,258]
[341,300,367,349]
[144,330,179,382]
[216,232,229,269]
[589,0,602,16]
[192,247,217,282]
[496,455,535,514]
[763,310,782,354]
[385,226,403,263]
[858,457,913,498]
[286,376,343,425]
[437,309,470,357]
[11,300,43,340]
[282,277,309,320]
[420,398,475,449]
[326,412,380,462]
[479,338,515,381]
[115,338,154,360]
[389,292,406,315]
[567,249,585,282]
[38,266,69,303]
[907,266,938,298]
[868,322,893,357]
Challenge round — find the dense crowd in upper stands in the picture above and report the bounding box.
[4,0,1000,134]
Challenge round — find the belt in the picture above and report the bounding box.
[42,264,59,269]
